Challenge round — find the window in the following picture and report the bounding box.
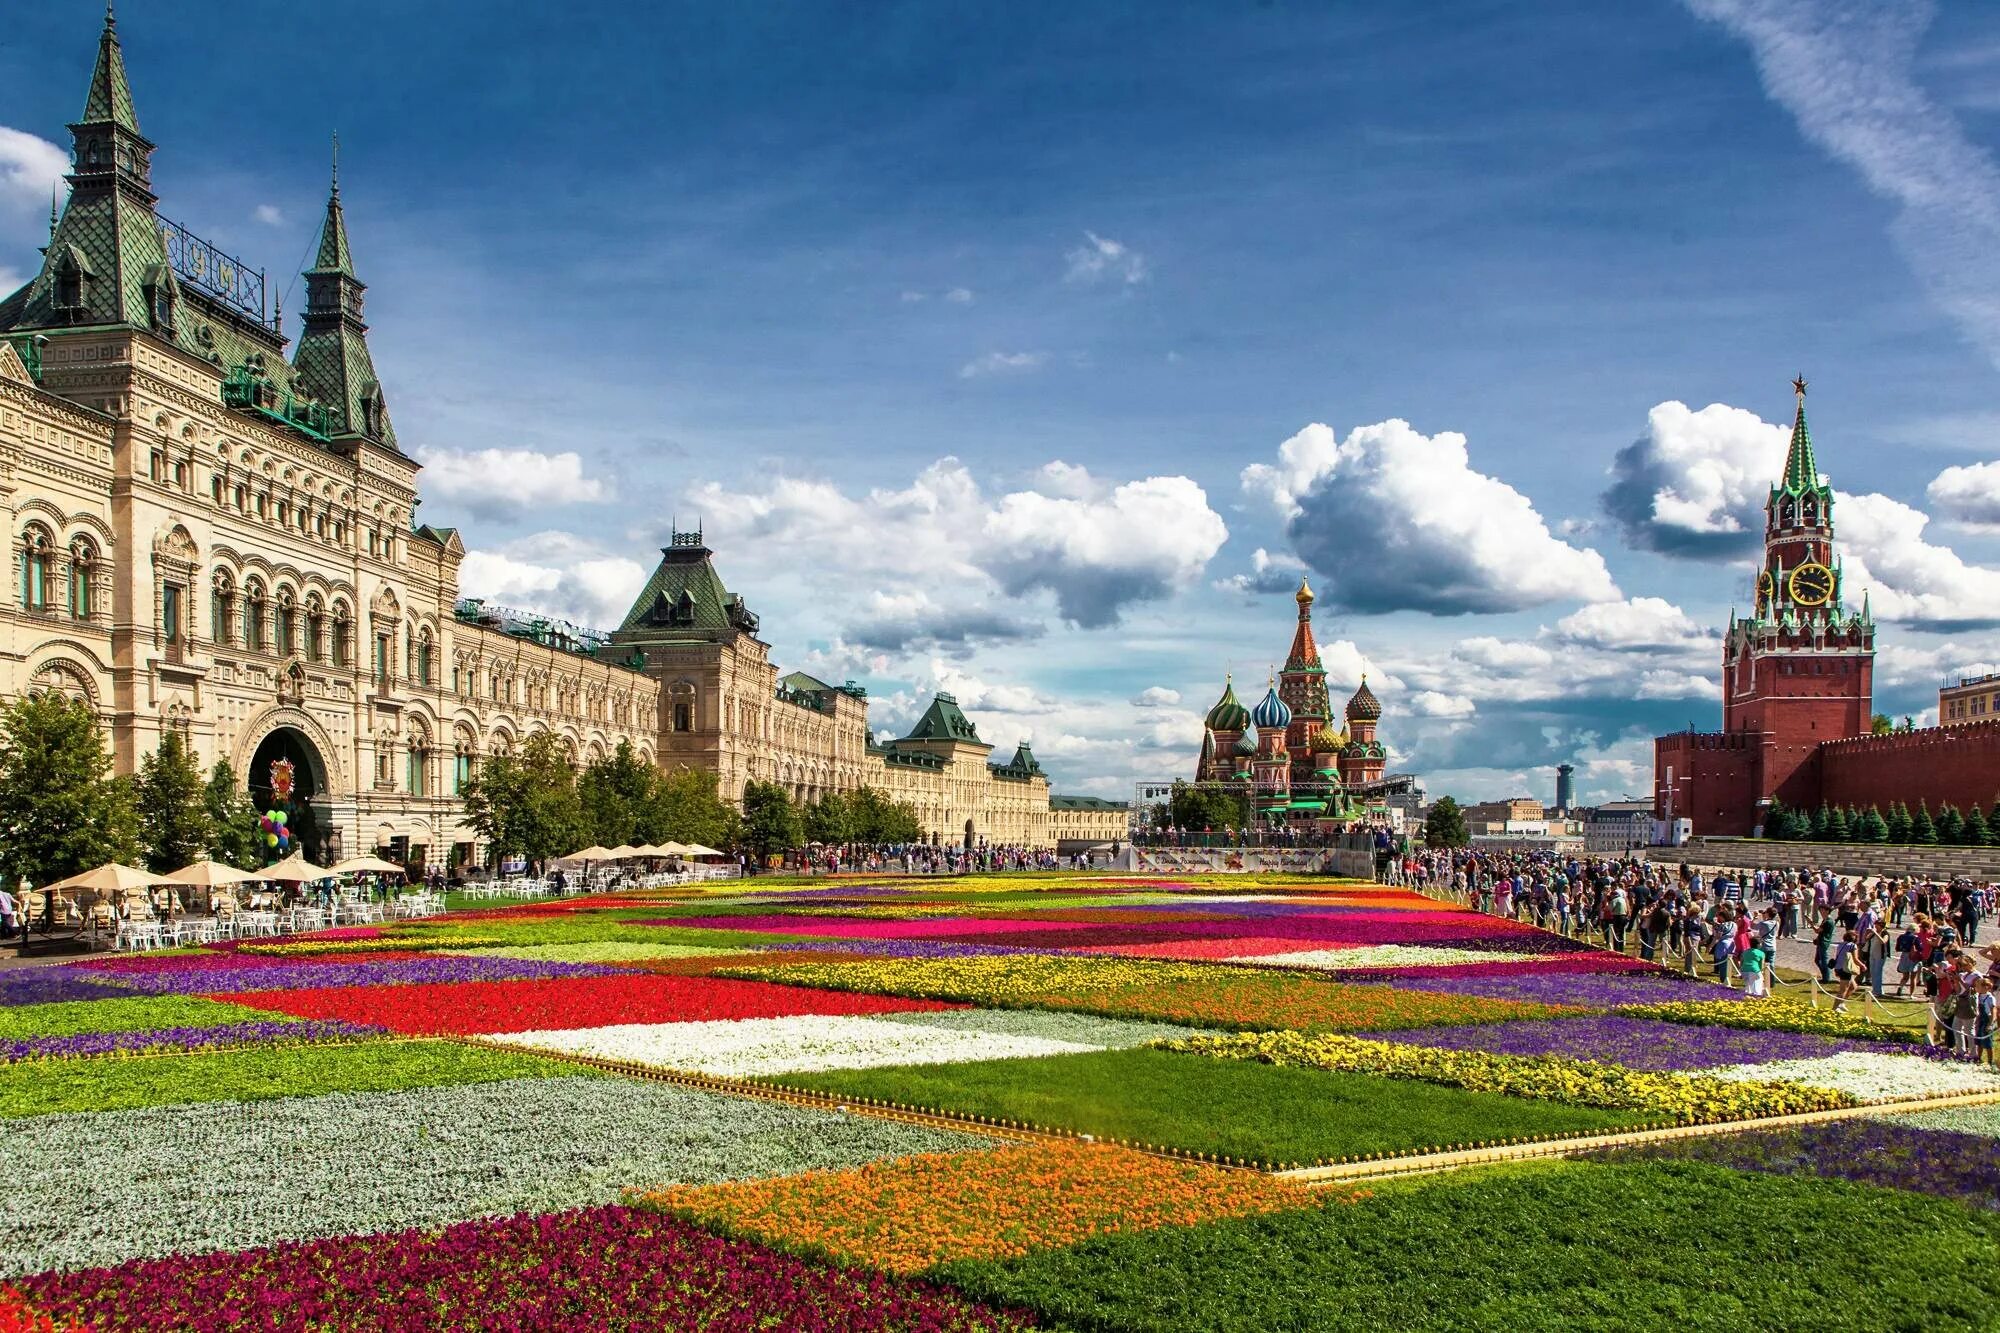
[453,748,474,795]
[332,609,351,667]
[19,530,50,610]
[161,582,182,643]
[67,540,94,619]
[212,476,224,504]
[417,635,433,686]
[174,462,187,489]
[275,591,295,656]
[244,580,266,650]
[54,252,84,312]
[407,742,429,796]
[211,573,235,645]
[305,598,325,663]
[451,663,462,695]
[235,485,247,511]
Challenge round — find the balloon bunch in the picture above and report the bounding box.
[259,808,291,853]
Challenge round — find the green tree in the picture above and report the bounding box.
[741,780,803,860]
[1887,802,1913,844]
[0,690,139,889]
[1423,795,1470,849]
[1167,781,1251,832]
[203,762,264,869]
[1822,803,1849,841]
[1912,800,1939,845]
[1858,805,1890,843]
[1782,807,1814,840]
[1871,713,1894,735]
[134,729,213,872]
[1936,804,1966,845]
[462,732,585,868]
[1845,805,1864,841]
[1809,802,1832,841]
[803,790,853,845]
[1761,799,1789,839]
[576,741,655,848]
[847,786,922,844]
[643,766,739,850]
[1965,804,1992,847]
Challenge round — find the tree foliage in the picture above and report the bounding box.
[576,741,655,848]
[462,732,585,866]
[1166,781,1251,832]
[0,691,138,888]
[1423,796,1470,849]
[741,780,803,859]
[135,729,214,872]
[204,761,264,869]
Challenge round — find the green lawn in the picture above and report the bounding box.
[767,1048,1649,1166]
[938,1158,2000,1331]
[0,1039,595,1118]
[0,995,297,1041]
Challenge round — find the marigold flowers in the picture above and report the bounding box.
[636,1142,1313,1272]
[1618,997,1922,1044]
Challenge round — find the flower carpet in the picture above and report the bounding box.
[7,872,1997,1330]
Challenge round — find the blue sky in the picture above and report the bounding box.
[9,0,2000,804]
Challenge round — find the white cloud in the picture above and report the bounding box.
[1064,230,1148,285]
[899,290,927,303]
[944,286,974,303]
[1554,597,1716,655]
[1409,690,1476,718]
[456,531,647,630]
[1214,547,1309,596]
[415,447,607,517]
[252,204,284,227]
[1635,671,1723,701]
[1836,489,2000,627]
[1686,0,2000,371]
[1600,400,1791,557]
[844,589,1042,655]
[1242,420,1618,615]
[1132,686,1182,708]
[0,126,67,221]
[690,456,1227,630]
[959,350,1048,379]
[1926,460,2000,527]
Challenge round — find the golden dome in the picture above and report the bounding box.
[1295,576,1315,606]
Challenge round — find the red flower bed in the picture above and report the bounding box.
[211,972,964,1035]
[660,914,1107,940]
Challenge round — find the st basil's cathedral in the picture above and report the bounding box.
[1194,578,1387,823]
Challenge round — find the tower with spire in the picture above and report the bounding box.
[292,140,398,453]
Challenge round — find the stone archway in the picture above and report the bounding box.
[964,818,976,851]
[235,705,346,863]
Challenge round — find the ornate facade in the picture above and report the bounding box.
[1193,578,1387,823]
[0,15,1124,859]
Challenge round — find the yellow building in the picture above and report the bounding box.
[0,15,1126,858]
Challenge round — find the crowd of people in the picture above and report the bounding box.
[1396,847,1996,1064]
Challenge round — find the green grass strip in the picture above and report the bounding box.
[0,995,299,1042]
[936,1158,2000,1330]
[766,1048,1649,1167]
[0,1039,598,1119]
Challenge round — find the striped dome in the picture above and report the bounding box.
[1233,722,1259,756]
[1252,685,1291,730]
[1204,677,1251,732]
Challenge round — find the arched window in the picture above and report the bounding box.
[416,631,434,687]
[243,577,267,650]
[305,594,325,663]
[453,728,477,795]
[331,601,352,667]
[67,537,96,620]
[18,528,51,610]
[670,681,695,732]
[211,570,236,645]
[406,729,431,796]
[275,588,296,657]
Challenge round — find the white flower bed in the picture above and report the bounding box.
[502,1013,1101,1078]
[874,1007,1208,1047]
[0,1074,990,1277]
[1705,1051,2000,1103]
[1232,944,1544,971]
[1865,1104,2000,1138]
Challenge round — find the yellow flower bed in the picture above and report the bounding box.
[238,936,504,957]
[1165,1030,1854,1122]
[1616,998,1921,1044]
[731,955,1235,1003]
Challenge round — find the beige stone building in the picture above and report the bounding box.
[0,16,1128,858]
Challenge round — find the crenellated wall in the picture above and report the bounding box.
[1820,719,2000,816]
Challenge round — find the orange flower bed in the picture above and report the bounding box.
[633,1142,1316,1273]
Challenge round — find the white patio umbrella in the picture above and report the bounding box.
[604,844,642,859]
[43,862,174,894]
[329,855,406,876]
[648,842,690,856]
[563,846,619,862]
[259,851,334,882]
[162,860,258,888]
[677,844,725,858]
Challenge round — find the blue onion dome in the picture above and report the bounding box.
[1252,682,1292,730]
[1233,722,1259,755]
[1205,676,1251,732]
[1345,675,1381,722]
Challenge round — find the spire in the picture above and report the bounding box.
[314,141,355,277]
[1780,374,1821,494]
[82,4,139,132]
[292,149,397,451]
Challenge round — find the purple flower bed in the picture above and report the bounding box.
[1596,1119,2000,1212]
[0,970,134,1006]
[3,1017,386,1061]
[1369,1015,1902,1071]
[96,954,627,995]
[18,1204,1030,1331]
[1383,970,1738,1008]
[79,950,312,974]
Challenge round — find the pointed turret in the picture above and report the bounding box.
[83,5,139,132]
[291,151,398,452]
[1780,375,1819,494]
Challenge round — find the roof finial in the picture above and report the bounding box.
[48,181,59,241]
[330,131,340,200]
[105,0,115,33]
[1792,373,1807,400]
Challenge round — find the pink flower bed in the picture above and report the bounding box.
[1072,936,1325,960]
[660,915,1106,940]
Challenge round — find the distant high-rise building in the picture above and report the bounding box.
[1555,763,1575,813]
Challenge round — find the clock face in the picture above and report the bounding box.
[1757,570,1774,601]
[1788,562,1834,607]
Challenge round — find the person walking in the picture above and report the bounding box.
[1830,928,1861,1013]
[1863,918,1892,1002]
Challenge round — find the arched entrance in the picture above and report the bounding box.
[963,818,976,851]
[248,727,334,863]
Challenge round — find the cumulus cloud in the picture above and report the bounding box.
[959,350,1048,379]
[844,590,1042,656]
[252,204,284,227]
[1214,547,1309,597]
[0,126,67,284]
[1064,231,1148,285]
[1926,460,2000,528]
[1408,690,1476,718]
[690,457,1227,631]
[1553,597,1717,655]
[1132,686,1182,708]
[456,531,647,630]
[1685,0,2000,371]
[416,447,607,517]
[1242,420,1617,615]
[1837,490,2000,628]
[1600,400,1791,557]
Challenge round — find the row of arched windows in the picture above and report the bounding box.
[210,571,355,665]
[16,527,101,620]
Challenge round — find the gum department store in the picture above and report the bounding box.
[0,16,1126,865]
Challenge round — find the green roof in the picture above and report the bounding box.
[83,12,139,132]
[291,184,399,453]
[903,693,982,744]
[612,533,757,641]
[1049,795,1128,811]
[779,671,834,694]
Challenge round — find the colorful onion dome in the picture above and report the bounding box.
[1233,722,1259,756]
[1345,674,1381,722]
[1252,682,1292,730]
[1295,576,1315,606]
[1204,675,1251,732]
[1309,723,1344,752]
